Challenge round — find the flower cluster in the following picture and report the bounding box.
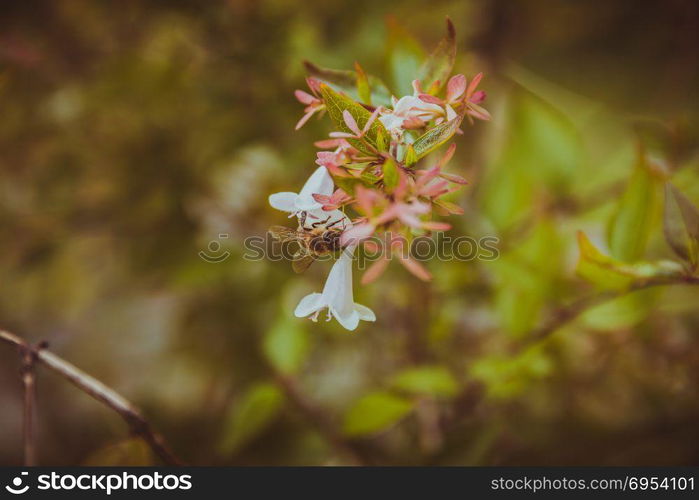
[269,20,488,330]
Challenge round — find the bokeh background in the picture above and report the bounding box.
[1,0,698,466]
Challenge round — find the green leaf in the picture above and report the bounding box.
[607,152,663,262]
[403,143,417,166]
[361,170,380,184]
[319,83,387,156]
[417,18,456,93]
[382,156,399,192]
[219,382,284,455]
[576,231,684,290]
[386,18,425,96]
[354,62,371,105]
[490,219,563,336]
[581,289,659,331]
[332,175,371,196]
[304,60,391,106]
[470,346,552,400]
[663,183,699,269]
[577,231,635,289]
[390,365,459,398]
[375,126,388,152]
[433,198,464,215]
[480,88,582,230]
[514,92,580,187]
[412,116,461,160]
[343,391,413,437]
[263,317,310,375]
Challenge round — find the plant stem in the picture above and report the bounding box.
[515,275,699,352]
[20,345,37,466]
[0,329,183,466]
[274,372,366,465]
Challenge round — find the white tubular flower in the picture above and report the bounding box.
[300,208,351,230]
[268,166,334,214]
[379,95,444,135]
[294,249,376,331]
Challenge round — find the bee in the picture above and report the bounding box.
[268,212,347,273]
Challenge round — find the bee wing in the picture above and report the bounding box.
[269,225,315,272]
[292,253,315,273]
[268,225,300,241]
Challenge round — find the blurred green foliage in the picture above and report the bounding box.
[1,0,699,466]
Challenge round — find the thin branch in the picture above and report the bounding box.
[20,345,37,466]
[514,275,699,352]
[274,372,366,465]
[0,329,183,466]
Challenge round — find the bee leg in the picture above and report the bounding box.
[326,218,344,229]
[311,218,327,228]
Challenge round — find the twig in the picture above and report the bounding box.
[514,275,699,352]
[407,280,446,458]
[274,372,366,465]
[415,397,443,455]
[0,329,183,466]
[20,344,37,466]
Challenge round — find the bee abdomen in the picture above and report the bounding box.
[310,231,342,253]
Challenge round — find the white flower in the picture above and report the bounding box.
[301,208,351,230]
[268,166,334,214]
[294,249,375,331]
[379,94,444,134]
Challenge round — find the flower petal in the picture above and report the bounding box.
[340,223,375,247]
[268,192,299,212]
[294,293,325,318]
[422,220,451,231]
[445,104,457,121]
[411,79,423,94]
[297,166,334,210]
[446,74,467,102]
[295,90,315,105]
[466,72,483,99]
[379,113,403,132]
[329,131,355,138]
[470,90,486,104]
[438,143,457,169]
[418,93,443,105]
[416,165,441,188]
[362,106,382,134]
[295,110,315,130]
[354,185,378,214]
[397,212,423,228]
[402,116,426,129]
[438,171,468,184]
[399,256,432,281]
[361,256,389,285]
[314,138,345,149]
[306,77,322,95]
[342,110,361,136]
[467,103,491,121]
[354,303,376,321]
[331,308,360,331]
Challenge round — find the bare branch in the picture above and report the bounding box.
[20,345,37,466]
[515,275,699,352]
[0,329,183,466]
